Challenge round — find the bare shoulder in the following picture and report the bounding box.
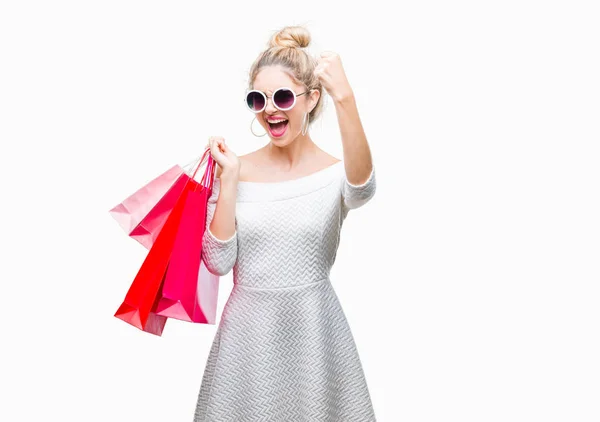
[238,150,263,181]
[320,151,342,167]
[326,155,342,166]
[236,148,341,182]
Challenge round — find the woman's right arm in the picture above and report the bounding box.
[201,137,240,276]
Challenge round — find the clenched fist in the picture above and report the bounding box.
[314,51,354,103]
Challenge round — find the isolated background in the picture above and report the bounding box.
[1,1,599,421]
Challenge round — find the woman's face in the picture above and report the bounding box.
[252,65,319,146]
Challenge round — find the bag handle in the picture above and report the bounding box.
[202,154,216,189]
[190,147,216,191]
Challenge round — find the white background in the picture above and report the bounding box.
[1,1,599,421]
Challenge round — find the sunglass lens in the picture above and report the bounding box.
[274,89,295,109]
[247,92,265,111]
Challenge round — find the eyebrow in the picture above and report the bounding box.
[254,89,276,96]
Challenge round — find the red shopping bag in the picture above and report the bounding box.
[155,155,220,324]
[114,150,215,335]
[109,157,203,249]
[113,182,191,336]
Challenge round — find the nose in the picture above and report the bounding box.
[264,96,278,114]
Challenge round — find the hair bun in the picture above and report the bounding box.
[268,25,311,49]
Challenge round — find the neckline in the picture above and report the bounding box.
[236,160,343,185]
[211,160,344,202]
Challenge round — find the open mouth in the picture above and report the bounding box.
[267,119,289,137]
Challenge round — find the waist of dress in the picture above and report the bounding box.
[233,276,331,291]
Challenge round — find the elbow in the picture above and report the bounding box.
[343,168,377,210]
[348,182,376,208]
[202,257,235,276]
[201,227,238,276]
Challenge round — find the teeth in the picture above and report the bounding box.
[268,118,287,124]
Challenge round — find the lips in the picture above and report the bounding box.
[267,119,289,137]
[266,117,288,123]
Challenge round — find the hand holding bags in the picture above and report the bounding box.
[155,154,219,324]
[112,149,220,336]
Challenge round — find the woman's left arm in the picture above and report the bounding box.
[333,93,374,185]
[315,52,376,210]
[315,51,374,185]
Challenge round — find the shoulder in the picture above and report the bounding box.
[234,148,341,182]
[303,152,342,171]
[237,150,262,182]
[321,154,342,178]
[316,148,342,167]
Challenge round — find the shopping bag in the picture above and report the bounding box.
[155,154,220,323]
[109,156,205,249]
[113,179,192,336]
[113,150,217,335]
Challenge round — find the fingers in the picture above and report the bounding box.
[207,136,222,157]
[316,51,338,65]
[205,136,240,176]
[208,136,225,152]
[207,136,233,169]
[320,51,337,58]
[207,136,224,148]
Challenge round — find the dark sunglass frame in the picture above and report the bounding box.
[244,87,311,113]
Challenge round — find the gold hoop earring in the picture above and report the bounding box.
[250,116,267,137]
[301,112,310,136]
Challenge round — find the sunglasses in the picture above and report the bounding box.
[245,87,312,113]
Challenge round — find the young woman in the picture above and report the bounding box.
[194,25,377,421]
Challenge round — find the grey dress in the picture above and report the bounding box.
[194,160,377,422]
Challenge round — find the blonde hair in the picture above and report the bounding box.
[248,25,324,124]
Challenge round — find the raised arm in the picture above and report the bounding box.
[334,93,376,210]
[315,52,376,211]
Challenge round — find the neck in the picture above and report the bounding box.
[266,133,319,168]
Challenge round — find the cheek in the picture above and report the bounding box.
[288,111,304,126]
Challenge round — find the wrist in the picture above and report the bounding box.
[220,167,239,181]
[332,89,355,105]
[219,174,239,190]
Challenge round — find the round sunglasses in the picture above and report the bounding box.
[245,87,312,113]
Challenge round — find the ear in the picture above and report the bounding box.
[308,89,320,112]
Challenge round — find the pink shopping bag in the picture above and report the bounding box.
[109,156,205,249]
[155,153,220,324]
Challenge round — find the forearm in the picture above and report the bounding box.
[208,177,238,241]
[333,92,374,185]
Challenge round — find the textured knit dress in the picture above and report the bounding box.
[194,159,377,422]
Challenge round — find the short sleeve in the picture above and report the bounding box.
[341,165,376,211]
[201,182,238,276]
